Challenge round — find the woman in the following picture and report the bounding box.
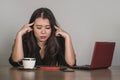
[9,7,76,67]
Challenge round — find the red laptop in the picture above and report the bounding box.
[72,42,115,70]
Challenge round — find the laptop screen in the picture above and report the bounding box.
[90,42,115,69]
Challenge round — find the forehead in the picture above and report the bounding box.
[34,17,50,25]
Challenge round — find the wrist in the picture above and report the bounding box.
[16,31,23,40]
[17,31,23,37]
[64,33,71,40]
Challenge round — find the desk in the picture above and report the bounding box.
[0,66,120,80]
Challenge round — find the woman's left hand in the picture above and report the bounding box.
[55,26,75,66]
[55,26,69,39]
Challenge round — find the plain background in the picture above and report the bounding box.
[0,0,120,66]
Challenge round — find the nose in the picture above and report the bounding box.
[41,29,46,34]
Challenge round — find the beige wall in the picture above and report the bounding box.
[0,0,120,66]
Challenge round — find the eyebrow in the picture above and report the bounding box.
[35,25,50,27]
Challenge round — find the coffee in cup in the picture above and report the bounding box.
[22,58,36,69]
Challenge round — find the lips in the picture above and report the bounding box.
[40,36,46,39]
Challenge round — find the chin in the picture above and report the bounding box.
[39,39,47,42]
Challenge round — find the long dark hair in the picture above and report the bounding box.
[23,8,60,65]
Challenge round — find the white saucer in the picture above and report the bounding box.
[18,67,36,70]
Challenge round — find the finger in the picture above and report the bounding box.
[28,22,34,26]
[27,29,32,32]
[24,22,34,30]
[54,26,62,31]
[23,23,34,28]
[28,26,33,31]
[55,31,61,37]
[27,28,33,32]
[54,26,60,30]
[29,27,33,30]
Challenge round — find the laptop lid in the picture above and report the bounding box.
[90,42,115,69]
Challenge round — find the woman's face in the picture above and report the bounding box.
[33,17,52,43]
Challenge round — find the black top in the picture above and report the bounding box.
[9,37,75,67]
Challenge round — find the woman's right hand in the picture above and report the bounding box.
[18,23,34,36]
[12,23,34,62]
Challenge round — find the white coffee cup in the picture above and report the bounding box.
[22,58,36,69]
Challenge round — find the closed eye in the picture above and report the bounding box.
[46,27,51,29]
[36,27,41,29]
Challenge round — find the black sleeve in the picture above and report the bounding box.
[9,56,22,67]
[57,37,76,66]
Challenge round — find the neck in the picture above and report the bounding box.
[37,41,45,48]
